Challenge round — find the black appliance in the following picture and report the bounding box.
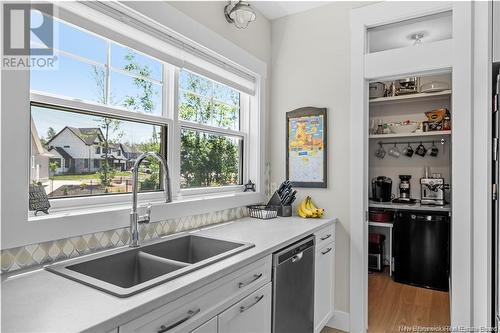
[272,236,315,333]
[398,175,411,199]
[393,210,450,291]
[371,176,392,202]
[393,175,417,204]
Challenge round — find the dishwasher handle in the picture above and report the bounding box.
[291,252,303,263]
[273,236,315,266]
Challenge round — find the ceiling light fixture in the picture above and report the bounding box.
[224,1,256,29]
[409,32,425,46]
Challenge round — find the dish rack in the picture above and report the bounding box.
[247,205,278,220]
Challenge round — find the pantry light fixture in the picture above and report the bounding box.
[224,1,256,29]
[409,32,425,45]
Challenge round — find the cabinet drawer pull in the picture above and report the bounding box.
[157,308,200,333]
[239,294,264,313]
[320,234,332,241]
[321,248,332,255]
[238,273,263,288]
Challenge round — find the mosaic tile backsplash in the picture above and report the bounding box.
[1,206,248,274]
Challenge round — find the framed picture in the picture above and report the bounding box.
[286,107,327,188]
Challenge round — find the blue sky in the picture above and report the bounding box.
[30,11,163,143]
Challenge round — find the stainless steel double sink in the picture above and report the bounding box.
[46,234,254,297]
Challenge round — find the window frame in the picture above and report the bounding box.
[176,70,248,193]
[27,13,252,209]
[0,1,267,250]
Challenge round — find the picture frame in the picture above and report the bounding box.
[286,107,327,188]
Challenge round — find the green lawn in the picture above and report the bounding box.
[52,171,133,180]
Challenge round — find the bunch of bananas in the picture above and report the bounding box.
[297,196,325,218]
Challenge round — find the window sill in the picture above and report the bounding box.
[22,191,265,248]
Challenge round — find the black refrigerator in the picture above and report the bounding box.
[393,211,450,291]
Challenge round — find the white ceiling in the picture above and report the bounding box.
[251,1,330,20]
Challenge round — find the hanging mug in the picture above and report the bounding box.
[429,142,439,157]
[403,143,414,157]
[388,144,401,158]
[375,143,386,159]
[415,142,427,157]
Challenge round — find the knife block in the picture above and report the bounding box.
[267,191,292,217]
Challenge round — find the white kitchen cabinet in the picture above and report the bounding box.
[218,283,272,333]
[120,256,271,333]
[190,317,217,333]
[495,1,500,62]
[314,240,335,333]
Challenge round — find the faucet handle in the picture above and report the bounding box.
[138,203,152,224]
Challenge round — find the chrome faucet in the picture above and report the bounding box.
[130,152,172,247]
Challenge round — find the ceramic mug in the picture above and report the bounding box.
[403,144,414,157]
[415,143,427,157]
[429,143,439,157]
[375,144,386,159]
[388,145,401,158]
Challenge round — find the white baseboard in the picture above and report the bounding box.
[326,310,350,332]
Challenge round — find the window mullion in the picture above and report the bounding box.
[105,41,111,105]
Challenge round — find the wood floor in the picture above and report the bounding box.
[368,268,450,332]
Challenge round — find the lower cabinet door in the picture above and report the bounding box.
[190,317,217,333]
[218,282,272,333]
[314,242,334,333]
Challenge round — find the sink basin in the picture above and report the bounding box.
[141,235,246,264]
[67,251,187,288]
[46,234,254,297]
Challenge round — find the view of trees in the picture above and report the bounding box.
[179,71,241,188]
[36,46,241,196]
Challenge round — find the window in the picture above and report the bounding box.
[31,105,165,198]
[29,13,168,200]
[30,12,164,116]
[26,7,256,211]
[178,70,244,189]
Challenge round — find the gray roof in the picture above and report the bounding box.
[47,127,104,147]
[67,127,104,145]
[50,147,73,160]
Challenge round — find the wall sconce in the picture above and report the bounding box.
[224,1,256,29]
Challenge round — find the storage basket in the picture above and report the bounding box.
[247,205,278,220]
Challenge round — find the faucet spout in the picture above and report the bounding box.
[130,152,171,247]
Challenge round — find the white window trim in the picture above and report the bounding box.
[0,2,267,250]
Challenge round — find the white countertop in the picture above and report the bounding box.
[369,200,451,212]
[1,216,335,333]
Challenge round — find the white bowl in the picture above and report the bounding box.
[390,123,418,134]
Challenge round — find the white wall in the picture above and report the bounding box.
[270,2,368,315]
[168,1,271,66]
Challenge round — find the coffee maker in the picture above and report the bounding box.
[420,174,449,205]
[393,175,416,203]
[371,176,392,202]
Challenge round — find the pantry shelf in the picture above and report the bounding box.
[369,90,452,105]
[369,130,451,139]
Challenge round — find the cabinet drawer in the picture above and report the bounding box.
[120,256,271,333]
[190,317,217,333]
[315,224,335,249]
[218,282,272,333]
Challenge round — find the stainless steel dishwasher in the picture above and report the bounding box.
[272,236,315,333]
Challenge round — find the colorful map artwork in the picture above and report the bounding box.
[288,115,324,183]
